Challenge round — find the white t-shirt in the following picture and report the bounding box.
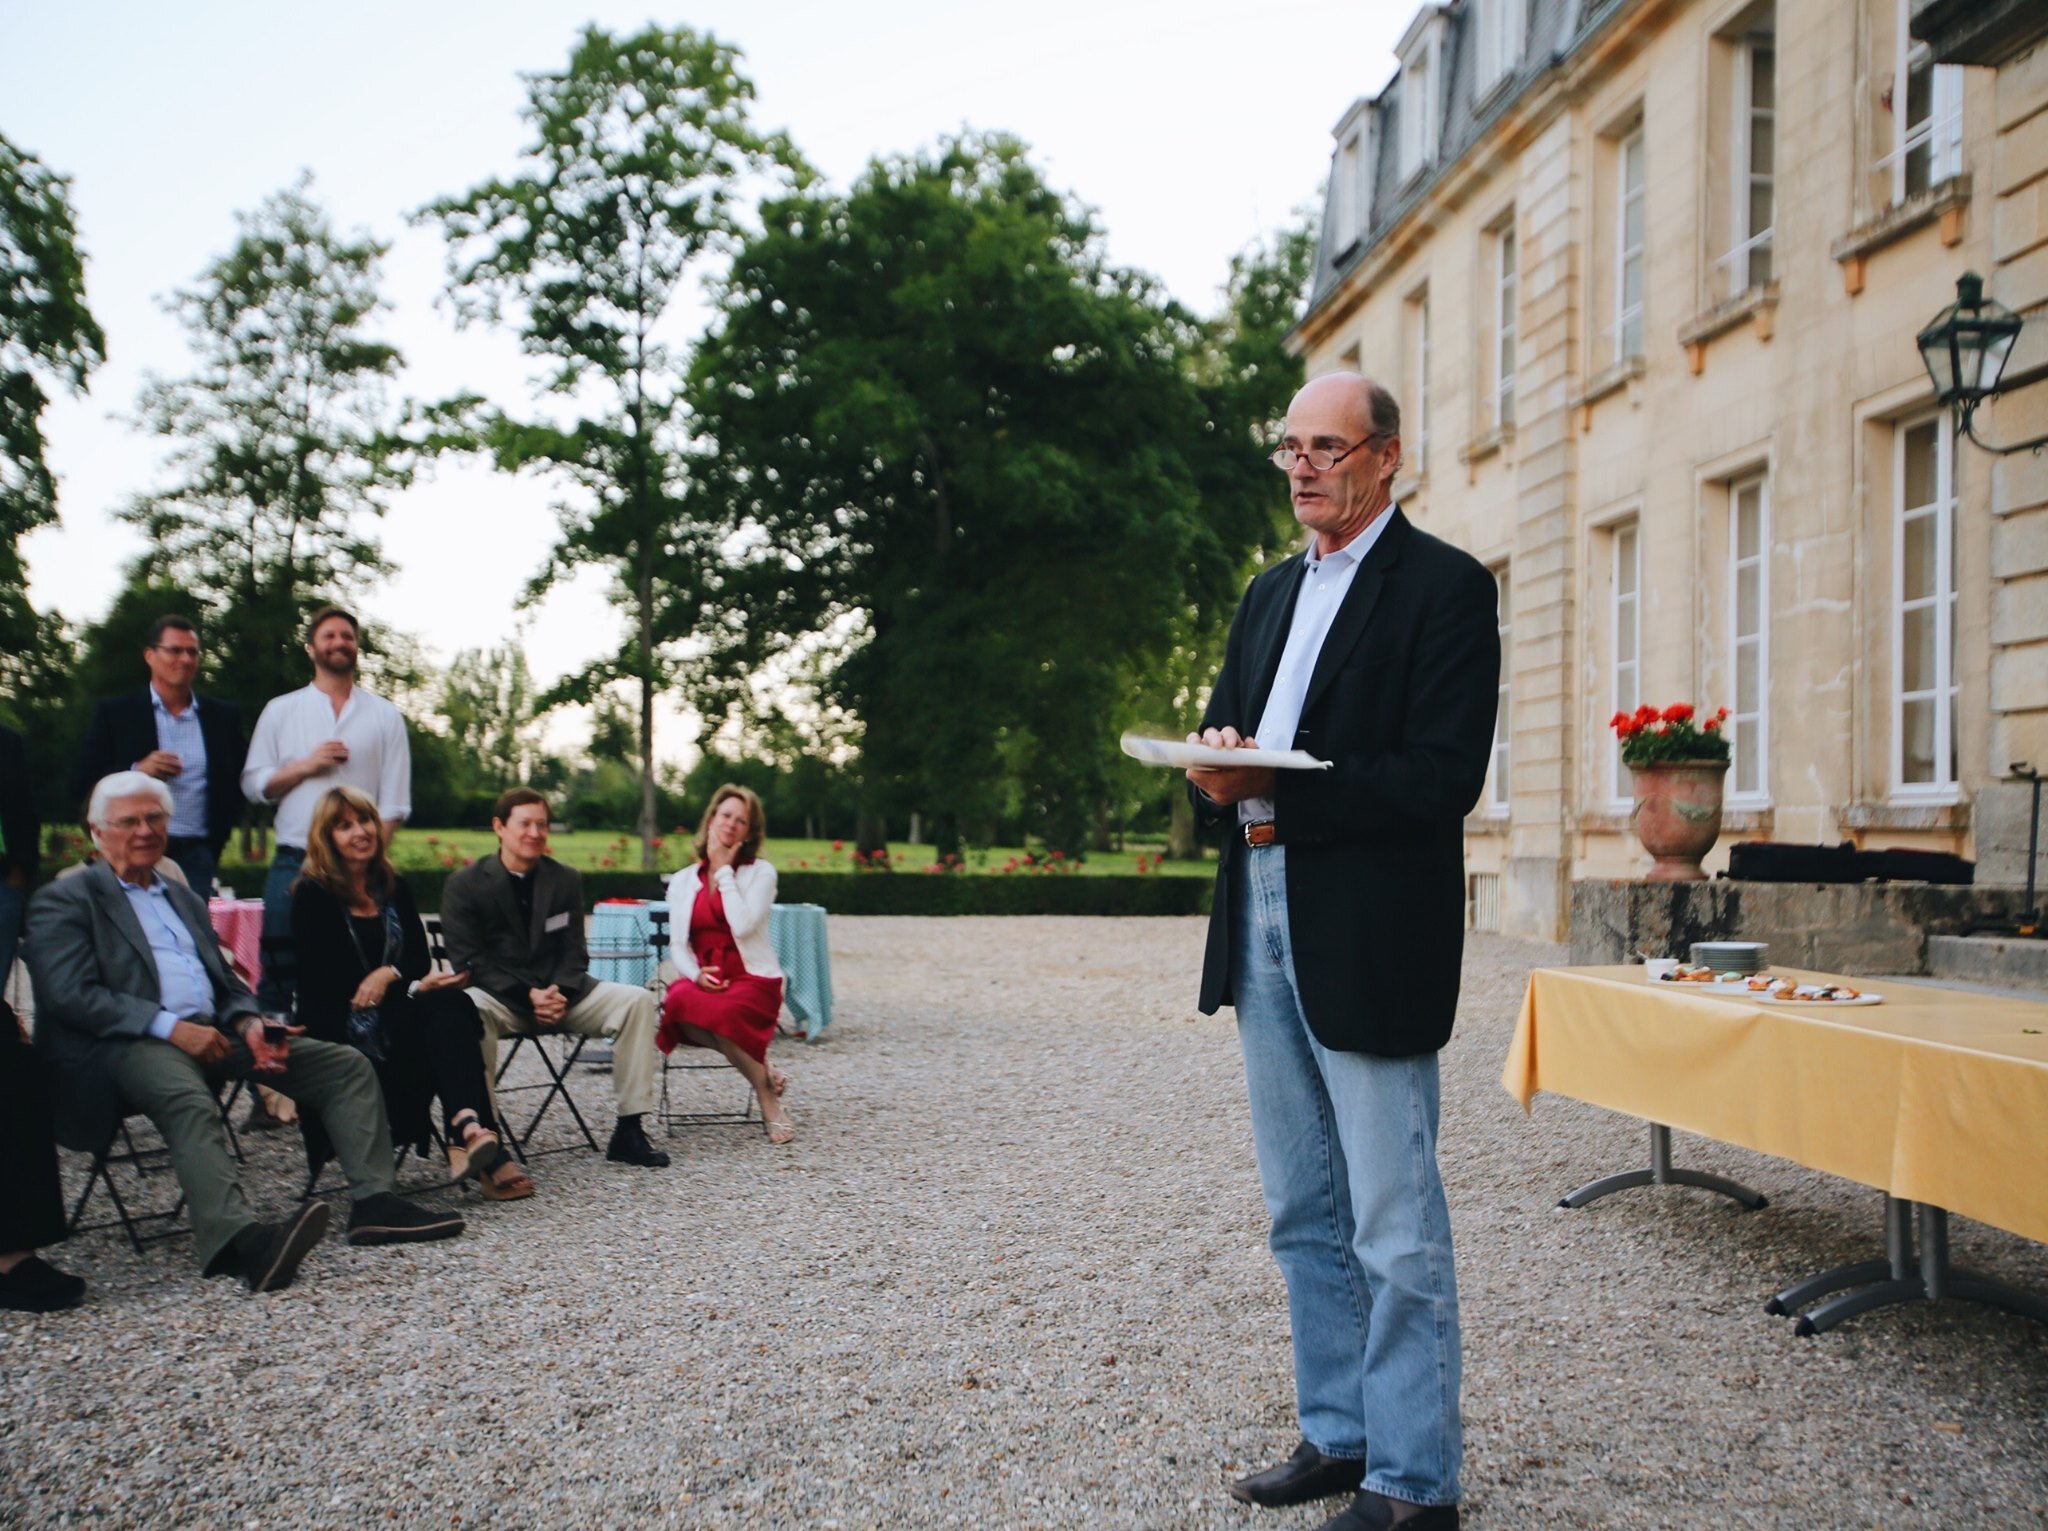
[240,683,412,849]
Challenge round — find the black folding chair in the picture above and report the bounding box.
[649,906,760,1133]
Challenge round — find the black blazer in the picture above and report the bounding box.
[1194,508,1500,1057]
[74,687,247,855]
[439,854,592,1022]
[288,875,434,1047]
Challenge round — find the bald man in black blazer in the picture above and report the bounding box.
[1186,372,1498,1531]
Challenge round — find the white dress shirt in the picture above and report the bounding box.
[240,684,412,848]
[1242,508,1397,823]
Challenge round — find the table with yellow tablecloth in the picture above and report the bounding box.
[1504,965,2048,1331]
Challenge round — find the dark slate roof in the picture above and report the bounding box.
[1305,0,1638,318]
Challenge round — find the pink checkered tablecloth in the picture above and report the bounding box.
[208,897,265,990]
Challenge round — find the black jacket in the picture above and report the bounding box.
[439,854,592,1022]
[73,687,247,855]
[288,875,434,1048]
[1195,508,1500,1057]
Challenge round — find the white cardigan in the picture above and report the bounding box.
[664,859,782,981]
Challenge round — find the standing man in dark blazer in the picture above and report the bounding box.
[74,614,247,897]
[439,787,669,1168]
[1187,373,1499,1531]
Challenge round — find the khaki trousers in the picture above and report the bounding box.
[114,1034,395,1272]
[470,980,658,1121]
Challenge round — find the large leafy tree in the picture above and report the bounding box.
[0,132,104,656]
[688,134,1272,854]
[438,642,542,787]
[120,175,417,714]
[418,22,804,868]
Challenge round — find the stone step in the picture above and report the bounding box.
[1926,932,2048,994]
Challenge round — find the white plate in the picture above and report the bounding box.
[1753,991,1883,1007]
[1118,732,1332,771]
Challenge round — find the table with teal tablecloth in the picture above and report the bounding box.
[586,898,834,1040]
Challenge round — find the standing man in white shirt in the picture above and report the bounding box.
[241,607,412,1011]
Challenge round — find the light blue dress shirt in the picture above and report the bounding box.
[151,688,209,839]
[119,875,216,1040]
[1241,508,1398,823]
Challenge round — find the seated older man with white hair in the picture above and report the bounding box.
[24,771,464,1292]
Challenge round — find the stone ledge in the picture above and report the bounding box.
[1837,800,1971,831]
[1927,933,2048,993]
[1830,176,1971,276]
[1678,283,1780,371]
[1571,354,1645,414]
[1568,877,2031,971]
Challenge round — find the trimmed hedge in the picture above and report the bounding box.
[216,864,1212,917]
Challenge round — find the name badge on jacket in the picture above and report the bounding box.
[544,912,571,933]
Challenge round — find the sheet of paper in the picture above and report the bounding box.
[1118,731,1332,772]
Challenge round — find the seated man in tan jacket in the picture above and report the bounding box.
[438,787,668,1168]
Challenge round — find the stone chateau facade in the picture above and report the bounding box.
[1292,0,2048,939]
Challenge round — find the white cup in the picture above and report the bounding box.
[1642,958,1681,982]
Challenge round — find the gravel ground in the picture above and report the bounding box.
[3,918,2046,1529]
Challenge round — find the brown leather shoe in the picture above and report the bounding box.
[1316,1490,1460,1530]
[1227,1440,1367,1506]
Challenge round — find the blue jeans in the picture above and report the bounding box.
[257,845,305,1013]
[0,881,23,992]
[1233,845,1462,1507]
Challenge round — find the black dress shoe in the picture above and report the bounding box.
[1317,1490,1460,1530]
[0,1254,87,1312]
[1228,1440,1367,1506]
[606,1116,671,1168]
[237,1201,331,1293]
[346,1192,465,1247]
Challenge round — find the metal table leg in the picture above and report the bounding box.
[1767,1195,1912,1315]
[1560,1123,1770,1210]
[1786,1201,2048,1335]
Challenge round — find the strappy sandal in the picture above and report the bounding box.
[477,1163,536,1201]
[764,1113,796,1145]
[450,1114,505,1181]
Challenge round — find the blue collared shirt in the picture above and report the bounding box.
[1241,508,1398,823]
[118,874,215,1041]
[151,688,209,839]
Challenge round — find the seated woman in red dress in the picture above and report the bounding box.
[658,785,793,1143]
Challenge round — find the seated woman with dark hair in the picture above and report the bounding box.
[660,784,794,1143]
[291,786,534,1200]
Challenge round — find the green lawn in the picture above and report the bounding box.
[219,828,1215,878]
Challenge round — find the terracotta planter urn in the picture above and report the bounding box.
[1629,760,1729,882]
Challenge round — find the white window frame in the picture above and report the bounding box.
[1611,521,1641,807]
[1614,128,1646,363]
[1892,411,1959,798]
[1491,223,1517,429]
[1475,0,1526,93]
[1334,136,1362,249]
[1716,36,1775,295]
[1400,38,1439,179]
[1727,473,1770,804]
[1411,289,1430,473]
[1881,0,1963,204]
[1490,564,1512,816]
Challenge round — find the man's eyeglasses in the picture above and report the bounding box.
[151,645,200,658]
[1270,434,1391,473]
[104,811,170,835]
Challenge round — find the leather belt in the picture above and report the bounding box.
[1243,820,1277,847]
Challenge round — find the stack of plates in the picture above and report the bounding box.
[1690,940,1768,973]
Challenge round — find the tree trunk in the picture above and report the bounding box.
[908,811,923,845]
[1168,793,1197,861]
[637,668,657,872]
[1090,800,1112,853]
[856,809,887,859]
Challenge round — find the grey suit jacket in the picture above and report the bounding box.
[438,853,592,1023]
[24,860,259,1150]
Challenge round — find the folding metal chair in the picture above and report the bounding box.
[648,906,760,1133]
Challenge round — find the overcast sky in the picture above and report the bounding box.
[5,0,1403,757]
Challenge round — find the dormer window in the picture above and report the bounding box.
[1395,9,1446,181]
[1330,100,1376,253]
[1473,0,1526,94]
